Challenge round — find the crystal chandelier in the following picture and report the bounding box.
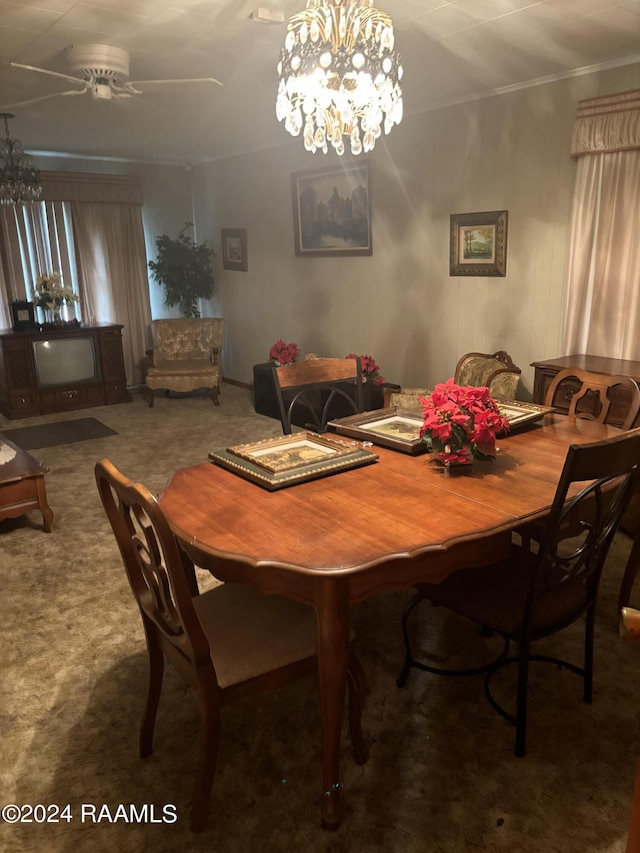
[276,0,403,156]
[0,113,42,205]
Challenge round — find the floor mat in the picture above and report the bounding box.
[1,417,118,450]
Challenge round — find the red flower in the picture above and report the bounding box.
[346,353,385,385]
[420,379,510,464]
[269,339,300,365]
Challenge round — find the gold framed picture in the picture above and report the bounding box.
[209,431,378,490]
[497,400,556,431]
[450,210,508,277]
[328,408,429,455]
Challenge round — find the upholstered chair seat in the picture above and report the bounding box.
[146,318,224,407]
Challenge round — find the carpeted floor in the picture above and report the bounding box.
[1,384,639,853]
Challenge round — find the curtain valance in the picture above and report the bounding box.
[39,171,143,205]
[570,89,640,160]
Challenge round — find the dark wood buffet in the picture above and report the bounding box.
[531,353,640,427]
[0,323,131,419]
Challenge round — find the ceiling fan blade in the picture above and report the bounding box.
[128,77,223,88]
[10,62,87,87]
[0,87,88,110]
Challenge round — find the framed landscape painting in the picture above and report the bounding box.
[450,210,508,277]
[291,164,372,256]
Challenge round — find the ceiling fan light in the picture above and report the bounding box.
[90,82,113,100]
[0,113,42,206]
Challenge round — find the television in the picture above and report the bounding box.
[32,336,100,388]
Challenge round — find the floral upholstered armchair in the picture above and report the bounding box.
[145,318,224,408]
[382,350,521,409]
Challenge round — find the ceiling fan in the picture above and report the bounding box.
[1,43,223,110]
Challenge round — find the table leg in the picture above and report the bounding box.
[35,478,54,532]
[314,577,349,831]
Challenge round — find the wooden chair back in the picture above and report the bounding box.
[454,350,521,401]
[95,459,212,679]
[272,356,365,434]
[95,458,369,831]
[545,368,640,430]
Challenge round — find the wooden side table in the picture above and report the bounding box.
[0,435,53,531]
[531,354,640,408]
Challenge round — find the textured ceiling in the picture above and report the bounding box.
[0,0,639,164]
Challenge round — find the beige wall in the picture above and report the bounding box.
[192,61,640,399]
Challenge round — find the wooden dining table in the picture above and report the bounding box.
[158,413,617,829]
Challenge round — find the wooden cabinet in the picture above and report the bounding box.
[0,324,131,419]
[531,353,640,424]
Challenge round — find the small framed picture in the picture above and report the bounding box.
[10,300,37,331]
[450,210,508,277]
[221,228,248,271]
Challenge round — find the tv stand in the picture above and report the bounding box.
[0,323,131,419]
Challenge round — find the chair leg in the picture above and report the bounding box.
[211,385,220,406]
[619,533,640,614]
[140,630,164,758]
[514,645,531,758]
[147,388,155,408]
[397,590,427,688]
[347,646,369,765]
[584,605,595,704]
[191,677,221,833]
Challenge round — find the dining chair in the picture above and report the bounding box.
[545,368,640,430]
[397,427,640,757]
[454,350,521,401]
[95,459,369,832]
[541,369,640,612]
[381,349,521,408]
[272,356,365,434]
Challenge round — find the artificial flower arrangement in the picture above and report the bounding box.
[33,271,80,312]
[269,339,300,365]
[346,353,385,385]
[419,378,510,466]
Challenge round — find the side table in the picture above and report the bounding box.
[531,354,640,407]
[0,434,53,531]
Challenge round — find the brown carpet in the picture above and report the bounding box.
[1,384,639,853]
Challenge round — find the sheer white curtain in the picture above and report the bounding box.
[71,201,152,385]
[562,90,640,359]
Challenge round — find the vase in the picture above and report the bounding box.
[61,302,76,323]
[433,444,474,471]
[52,307,62,324]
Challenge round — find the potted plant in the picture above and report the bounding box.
[148,222,214,318]
[419,378,510,467]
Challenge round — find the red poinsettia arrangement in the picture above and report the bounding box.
[419,378,510,465]
[346,353,385,386]
[269,339,300,365]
